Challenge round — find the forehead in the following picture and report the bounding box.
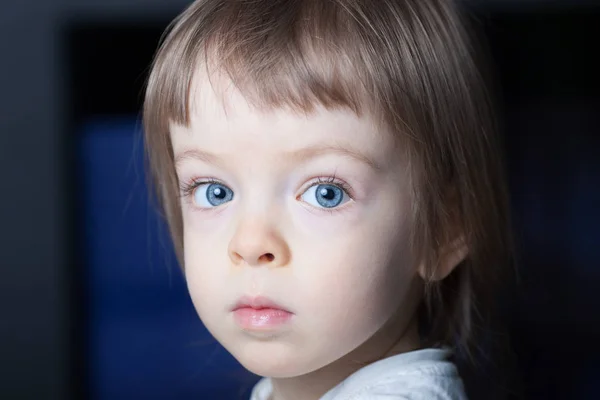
[170,69,398,164]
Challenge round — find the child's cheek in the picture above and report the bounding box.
[180,201,238,264]
[181,206,233,285]
[291,203,365,238]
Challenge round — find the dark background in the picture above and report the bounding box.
[1,0,599,399]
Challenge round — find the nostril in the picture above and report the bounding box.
[262,253,275,262]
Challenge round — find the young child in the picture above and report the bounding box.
[143,0,513,398]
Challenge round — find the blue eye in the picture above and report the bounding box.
[193,182,234,207]
[300,183,350,209]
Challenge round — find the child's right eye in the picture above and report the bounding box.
[300,183,351,209]
[190,181,234,208]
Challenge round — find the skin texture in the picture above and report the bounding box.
[170,73,427,400]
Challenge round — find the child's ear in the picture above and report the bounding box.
[418,235,468,282]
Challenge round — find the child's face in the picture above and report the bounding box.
[170,74,421,377]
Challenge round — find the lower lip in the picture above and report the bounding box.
[233,307,293,330]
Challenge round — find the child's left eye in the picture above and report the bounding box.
[300,183,350,209]
[192,182,234,208]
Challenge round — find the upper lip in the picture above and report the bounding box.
[232,296,291,312]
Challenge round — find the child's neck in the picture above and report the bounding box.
[269,315,421,400]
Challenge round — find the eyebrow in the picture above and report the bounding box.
[175,148,221,168]
[174,143,382,170]
[288,144,382,170]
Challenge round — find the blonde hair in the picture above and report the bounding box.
[143,0,513,359]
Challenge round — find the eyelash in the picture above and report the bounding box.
[306,176,354,199]
[179,178,220,199]
[178,175,355,211]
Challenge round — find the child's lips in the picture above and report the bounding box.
[231,295,291,312]
[231,295,294,330]
[233,307,293,329]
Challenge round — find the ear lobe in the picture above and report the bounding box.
[418,236,468,282]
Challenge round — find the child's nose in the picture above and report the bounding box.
[227,218,291,268]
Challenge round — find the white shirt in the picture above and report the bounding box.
[250,348,467,400]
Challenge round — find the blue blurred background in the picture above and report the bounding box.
[77,118,257,399]
[0,0,599,399]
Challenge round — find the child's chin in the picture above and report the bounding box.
[243,363,304,379]
[230,342,321,378]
